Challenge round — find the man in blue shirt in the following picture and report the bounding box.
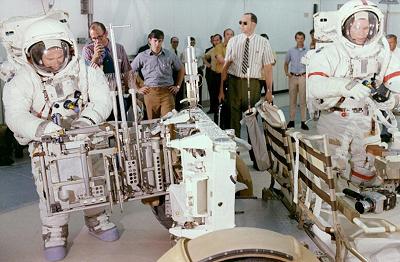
[131,29,184,119]
[284,31,309,130]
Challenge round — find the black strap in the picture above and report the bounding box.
[82,116,96,125]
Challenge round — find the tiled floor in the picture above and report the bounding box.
[0,93,320,261]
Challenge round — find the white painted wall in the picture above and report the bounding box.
[1,0,400,123]
[1,0,320,55]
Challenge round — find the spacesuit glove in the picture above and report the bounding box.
[374,95,396,111]
[344,82,371,101]
[42,122,63,135]
[71,117,93,129]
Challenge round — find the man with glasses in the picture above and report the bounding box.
[131,29,184,119]
[219,13,274,137]
[83,22,131,79]
[82,22,132,120]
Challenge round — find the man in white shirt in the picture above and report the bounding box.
[219,12,274,137]
[387,34,400,58]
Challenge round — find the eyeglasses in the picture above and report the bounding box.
[91,34,105,41]
[239,21,248,26]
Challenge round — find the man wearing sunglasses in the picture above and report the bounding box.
[219,12,275,138]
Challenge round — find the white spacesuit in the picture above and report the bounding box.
[2,17,117,261]
[308,0,400,185]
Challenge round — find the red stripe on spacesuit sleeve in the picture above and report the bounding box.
[308,72,329,78]
[351,170,375,181]
[383,71,400,83]
[361,0,368,5]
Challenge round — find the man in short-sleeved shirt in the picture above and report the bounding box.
[131,29,184,119]
[82,21,132,120]
[82,22,131,86]
[211,29,234,125]
[284,31,309,130]
[219,13,275,137]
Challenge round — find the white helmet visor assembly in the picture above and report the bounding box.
[29,39,71,74]
[342,11,379,46]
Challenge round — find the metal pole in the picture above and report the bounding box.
[247,68,251,111]
[108,24,130,124]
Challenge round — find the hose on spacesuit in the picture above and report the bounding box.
[366,97,398,133]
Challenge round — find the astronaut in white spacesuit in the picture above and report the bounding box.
[307,0,400,186]
[2,17,118,261]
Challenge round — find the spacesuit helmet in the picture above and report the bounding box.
[337,0,383,54]
[22,17,77,76]
[342,11,379,45]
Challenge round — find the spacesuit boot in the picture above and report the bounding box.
[84,211,119,241]
[42,225,68,262]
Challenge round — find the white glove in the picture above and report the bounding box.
[344,83,371,101]
[43,122,63,135]
[374,95,396,111]
[71,117,93,129]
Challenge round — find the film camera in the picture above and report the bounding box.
[343,188,396,214]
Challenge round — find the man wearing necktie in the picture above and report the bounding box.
[219,13,275,138]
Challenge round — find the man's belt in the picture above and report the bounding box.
[290,72,306,77]
[327,107,364,113]
[228,74,258,81]
[148,85,172,89]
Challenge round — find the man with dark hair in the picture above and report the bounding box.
[82,21,132,120]
[210,28,234,125]
[204,34,222,107]
[284,31,309,130]
[219,12,274,137]
[204,34,221,114]
[310,29,316,49]
[131,29,184,119]
[259,33,276,96]
[219,13,274,171]
[170,36,179,55]
[244,12,258,24]
[213,34,223,43]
